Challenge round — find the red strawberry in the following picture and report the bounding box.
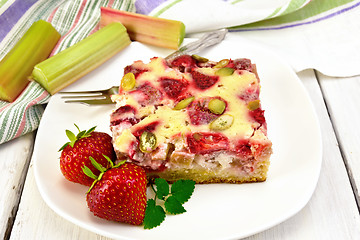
[59,124,116,186]
[84,159,147,225]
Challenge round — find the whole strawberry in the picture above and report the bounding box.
[83,158,147,225]
[59,124,116,186]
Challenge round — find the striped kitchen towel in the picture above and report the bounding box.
[0,0,135,144]
[135,0,360,77]
[135,0,313,33]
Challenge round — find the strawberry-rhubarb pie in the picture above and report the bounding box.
[110,55,272,183]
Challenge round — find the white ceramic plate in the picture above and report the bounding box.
[33,39,322,240]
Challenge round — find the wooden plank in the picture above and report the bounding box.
[316,71,360,206]
[0,133,35,240]
[9,70,360,239]
[8,157,106,240]
[246,70,360,239]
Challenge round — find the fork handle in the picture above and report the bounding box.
[165,29,228,61]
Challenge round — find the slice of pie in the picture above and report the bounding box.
[110,55,272,184]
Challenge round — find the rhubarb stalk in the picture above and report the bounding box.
[0,20,60,102]
[31,22,131,95]
[100,7,185,50]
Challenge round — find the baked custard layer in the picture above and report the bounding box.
[110,55,272,183]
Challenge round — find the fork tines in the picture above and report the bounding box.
[58,86,118,105]
[59,94,114,105]
[61,97,114,105]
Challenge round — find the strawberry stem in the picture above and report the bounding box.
[113,159,126,168]
[90,156,107,173]
[84,155,126,194]
[58,124,97,151]
[87,177,98,194]
[82,165,98,180]
[104,155,114,168]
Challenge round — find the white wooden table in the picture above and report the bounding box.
[1,69,360,239]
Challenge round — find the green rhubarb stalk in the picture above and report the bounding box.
[31,22,131,95]
[100,7,185,50]
[0,20,60,102]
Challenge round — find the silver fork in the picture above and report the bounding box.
[59,29,228,105]
[59,86,119,105]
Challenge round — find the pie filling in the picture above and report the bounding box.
[110,55,272,183]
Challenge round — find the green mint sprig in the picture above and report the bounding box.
[143,178,195,229]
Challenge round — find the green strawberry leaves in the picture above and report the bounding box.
[76,125,96,139]
[83,155,125,194]
[82,165,98,180]
[65,129,76,147]
[89,156,107,173]
[59,124,97,151]
[143,179,195,229]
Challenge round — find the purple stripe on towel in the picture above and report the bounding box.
[135,0,168,15]
[230,0,360,32]
[0,0,38,42]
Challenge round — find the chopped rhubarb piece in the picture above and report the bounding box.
[100,7,185,50]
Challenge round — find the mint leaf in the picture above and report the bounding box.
[164,196,186,214]
[154,178,169,200]
[171,180,195,204]
[145,178,196,229]
[143,199,166,229]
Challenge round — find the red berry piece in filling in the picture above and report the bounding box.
[190,69,219,90]
[234,139,252,157]
[160,77,189,99]
[187,132,229,154]
[132,121,160,138]
[187,98,218,125]
[169,55,197,68]
[249,108,265,125]
[110,105,138,127]
[130,83,163,106]
[239,87,259,102]
[124,65,149,78]
[233,58,253,72]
